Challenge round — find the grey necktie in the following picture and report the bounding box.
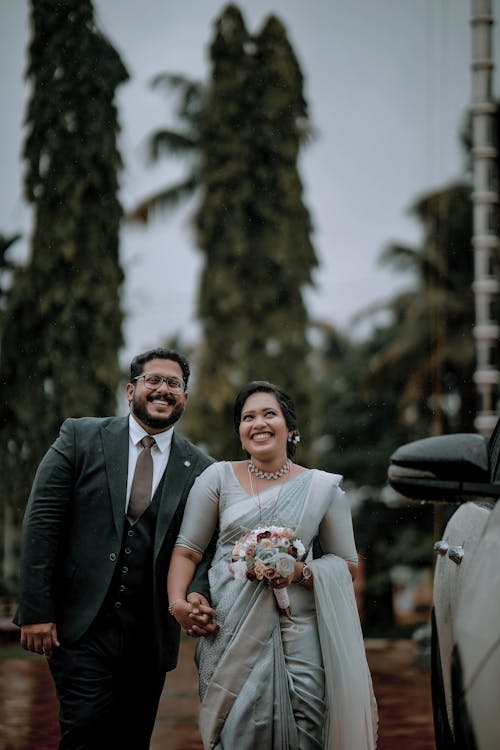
[127,436,156,524]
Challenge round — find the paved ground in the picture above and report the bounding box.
[0,637,435,749]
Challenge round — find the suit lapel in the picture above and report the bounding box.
[154,432,196,556]
[101,417,130,539]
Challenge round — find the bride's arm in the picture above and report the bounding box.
[318,479,358,581]
[167,546,214,632]
[345,559,358,580]
[167,464,221,634]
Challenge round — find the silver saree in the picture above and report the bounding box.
[176,462,378,749]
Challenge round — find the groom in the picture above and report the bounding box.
[14,347,216,749]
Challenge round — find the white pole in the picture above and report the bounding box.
[471,0,499,436]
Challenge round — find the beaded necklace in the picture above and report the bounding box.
[248,458,290,481]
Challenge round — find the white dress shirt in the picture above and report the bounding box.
[126,414,174,512]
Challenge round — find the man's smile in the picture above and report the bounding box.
[148,396,175,406]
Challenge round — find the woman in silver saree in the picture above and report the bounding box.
[167,381,378,749]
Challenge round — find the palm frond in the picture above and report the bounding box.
[0,233,22,267]
[150,73,204,121]
[378,242,418,271]
[147,130,197,163]
[150,72,200,94]
[352,287,416,326]
[125,173,198,224]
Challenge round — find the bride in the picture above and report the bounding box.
[167,381,378,749]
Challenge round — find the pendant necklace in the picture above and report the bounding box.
[248,463,287,525]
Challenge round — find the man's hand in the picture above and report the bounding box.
[20,622,60,658]
[185,593,218,637]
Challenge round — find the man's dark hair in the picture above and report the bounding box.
[233,380,299,458]
[129,348,190,388]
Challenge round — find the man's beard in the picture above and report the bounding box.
[131,395,185,430]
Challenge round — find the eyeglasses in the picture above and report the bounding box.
[133,374,185,393]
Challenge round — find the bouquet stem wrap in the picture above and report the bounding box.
[273,587,292,617]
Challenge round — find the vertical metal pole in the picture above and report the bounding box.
[471,0,499,436]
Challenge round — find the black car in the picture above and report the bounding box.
[388,420,500,750]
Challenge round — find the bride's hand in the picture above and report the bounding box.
[270,562,304,589]
[169,595,218,636]
[186,593,218,637]
[168,599,193,631]
[270,571,295,589]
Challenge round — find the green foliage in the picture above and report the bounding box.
[0,232,21,310]
[354,496,439,629]
[368,183,475,437]
[313,180,475,628]
[185,5,317,460]
[0,0,128,527]
[313,324,409,486]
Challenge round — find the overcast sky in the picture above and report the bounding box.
[2,0,499,368]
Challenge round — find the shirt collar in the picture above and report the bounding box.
[129,413,174,454]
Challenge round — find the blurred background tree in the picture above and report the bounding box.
[0,0,128,590]
[367,182,475,439]
[312,176,475,632]
[129,4,317,461]
[312,180,474,482]
[0,232,21,315]
[187,6,317,460]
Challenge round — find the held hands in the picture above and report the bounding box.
[20,622,60,658]
[170,593,218,637]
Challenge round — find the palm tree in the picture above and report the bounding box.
[363,183,475,437]
[126,74,204,223]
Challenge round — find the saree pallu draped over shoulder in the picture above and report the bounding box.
[186,466,378,749]
[312,555,378,749]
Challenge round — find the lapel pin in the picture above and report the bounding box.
[184,460,191,467]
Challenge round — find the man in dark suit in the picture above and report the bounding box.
[14,347,216,749]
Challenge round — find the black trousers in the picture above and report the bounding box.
[48,612,166,750]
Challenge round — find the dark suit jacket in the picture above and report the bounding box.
[14,416,213,672]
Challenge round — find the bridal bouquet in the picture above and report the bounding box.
[229,525,305,617]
